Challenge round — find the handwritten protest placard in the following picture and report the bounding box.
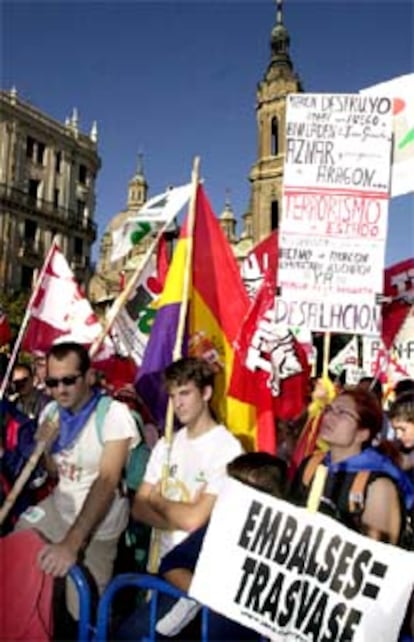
[278,93,393,334]
[190,478,414,642]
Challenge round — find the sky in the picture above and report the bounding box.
[2,0,414,267]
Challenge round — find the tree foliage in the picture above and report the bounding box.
[0,291,30,339]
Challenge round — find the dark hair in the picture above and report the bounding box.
[12,362,33,378]
[227,452,287,498]
[339,387,383,443]
[164,357,215,392]
[46,341,90,374]
[388,392,414,423]
[394,378,414,398]
[357,376,383,403]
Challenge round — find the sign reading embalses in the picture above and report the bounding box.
[190,478,414,642]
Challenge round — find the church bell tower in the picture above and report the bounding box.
[249,0,303,242]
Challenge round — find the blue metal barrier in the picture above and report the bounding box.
[95,573,209,642]
[68,565,93,642]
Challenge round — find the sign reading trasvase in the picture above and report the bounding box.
[279,93,393,334]
[190,479,414,642]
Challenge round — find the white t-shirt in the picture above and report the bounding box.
[143,424,243,558]
[42,398,139,540]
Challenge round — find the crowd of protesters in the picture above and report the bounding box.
[0,343,413,641]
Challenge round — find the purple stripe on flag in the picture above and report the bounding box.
[135,302,186,429]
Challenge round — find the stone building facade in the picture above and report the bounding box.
[0,88,100,292]
[88,157,153,304]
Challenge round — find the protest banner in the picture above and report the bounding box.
[363,307,414,382]
[190,478,414,642]
[381,258,414,348]
[110,258,162,366]
[360,73,414,198]
[278,93,393,334]
[328,336,362,384]
[240,231,278,299]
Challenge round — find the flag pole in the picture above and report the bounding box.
[89,221,173,360]
[167,155,200,440]
[0,237,58,400]
[322,331,331,379]
[147,156,200,573]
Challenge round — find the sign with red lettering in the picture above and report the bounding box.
[279,93,393,333]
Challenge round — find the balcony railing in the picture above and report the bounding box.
[0,183,97,238]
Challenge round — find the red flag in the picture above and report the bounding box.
[22,243,108,353]
[381,258,414,348]
[156,233,169,289]
[0,305,12,346]
[229,268,310,453]
[241,231,278,299]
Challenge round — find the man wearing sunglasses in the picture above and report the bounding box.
[15,340,139,626]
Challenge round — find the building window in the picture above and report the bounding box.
[55,151,62,173]
[74,236,83,256]
[24,219,37,241]
[36,142,45,165]
[28,179,40,205]
[271,200,279,230]
[76,199,85,218]
[78,164,87,184]
[26,136,35,159]
[53,189,60,209]
[21,265,34,290]
[26,136,45,164]
[271,117,279,156]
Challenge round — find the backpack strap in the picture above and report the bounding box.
[95,397,146,447]
[130,410,146,445]
[348,470,371,513]
[303,452,326,487]
[94,395,113,445]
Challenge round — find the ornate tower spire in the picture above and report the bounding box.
[248,0,303,242]
[268,0,293,74]
[127,152,148,209]
[219,188,237,242]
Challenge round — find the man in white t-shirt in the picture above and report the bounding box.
[132,356,243,562]
[16,341,138,619]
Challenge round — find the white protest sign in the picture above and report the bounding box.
[279,93,393,333]
[190,478,414,642]
[274,298,381,335]
[362,307,414,381]
[361,73,414,198]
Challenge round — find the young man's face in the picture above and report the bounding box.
[12,367,34,397]
[46,352,92,413]
[392,418,414,450]
[168,380,212,428]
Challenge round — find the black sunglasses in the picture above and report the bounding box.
[45,373,84,388]
[12,376,30,388]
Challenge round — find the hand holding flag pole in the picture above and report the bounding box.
[147,156,200,574]
[0,405,59,526]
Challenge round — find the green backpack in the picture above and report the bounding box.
[95,396,151,492]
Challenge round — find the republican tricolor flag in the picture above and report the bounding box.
[136,184,256,449]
